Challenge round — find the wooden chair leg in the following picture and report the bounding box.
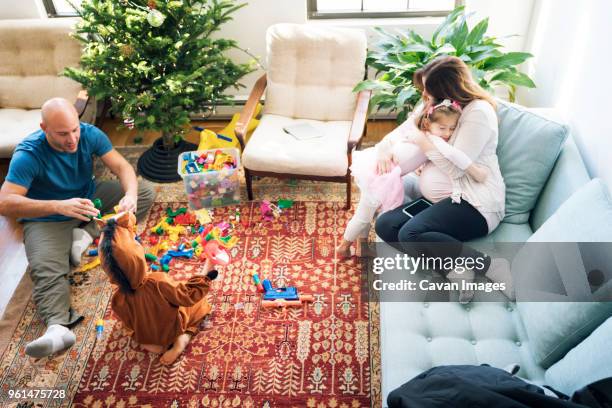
[245,168,254,201]
[345,175,351,210]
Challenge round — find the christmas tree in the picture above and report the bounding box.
[64,0,254,150]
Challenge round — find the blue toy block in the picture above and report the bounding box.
[160,254,173,265]
[167,249,194,258]
[151,264,160,271]
[88,249,98,256]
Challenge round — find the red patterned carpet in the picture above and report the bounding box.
[65,201,376,407]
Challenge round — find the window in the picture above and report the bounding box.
[43,0,82,17]
[308,0,462,19]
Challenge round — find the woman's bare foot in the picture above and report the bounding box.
[336,240,353,259]
[141,344,164,354]
[159,333,191,365]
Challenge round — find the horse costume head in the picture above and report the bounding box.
[97,212,146,294]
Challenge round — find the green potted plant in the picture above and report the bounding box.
[64,0,255,182]
[356,5,536,123]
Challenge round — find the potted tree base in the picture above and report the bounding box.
[137,137,197,183]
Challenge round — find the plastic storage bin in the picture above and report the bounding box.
[177,148,241,209]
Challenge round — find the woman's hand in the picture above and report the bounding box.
[410,132,436,153]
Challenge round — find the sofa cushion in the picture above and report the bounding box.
[529,178,612,243]
[242,114,351,176]
[545,317,612,395]
[380,301,545,404]
[496,102,569,224]
[265,23,366,121]
[516,179,612,368]
[517,302,612,369]
[530,137,590,231]
[0,18,82,109]
[470,221,533,244]
[0,108,41,158]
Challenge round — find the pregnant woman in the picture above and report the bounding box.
[374,56,506,301]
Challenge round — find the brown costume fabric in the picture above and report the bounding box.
[99,212,212,348]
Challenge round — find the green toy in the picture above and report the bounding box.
[90,198,103,219]
[278,199,294,209]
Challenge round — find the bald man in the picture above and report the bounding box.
[0,98,155,358]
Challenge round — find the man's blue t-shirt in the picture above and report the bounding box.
[6,123,113,222]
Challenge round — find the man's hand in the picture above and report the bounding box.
[55,198,99,222]
[118,194,137,214]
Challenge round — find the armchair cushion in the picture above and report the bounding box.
[242,114,351,177]
[265,23,366,121]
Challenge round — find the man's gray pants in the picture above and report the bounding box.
[22,180,156,327]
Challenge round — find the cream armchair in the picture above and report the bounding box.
[0,18,95,159]
[235,23,370,209]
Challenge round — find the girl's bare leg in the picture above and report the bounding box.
[141,344,164,354]
[160,333,192,365]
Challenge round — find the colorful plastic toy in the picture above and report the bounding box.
[196,103,262,152]
[252,273,264,293]
[95,319,104,340]
[260,280,313,310]
[88,249,98,257]
[203,240,230,265]
[260,201,281,221]
[77,257,101,272]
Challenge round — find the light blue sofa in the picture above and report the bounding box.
[379,102,612,405]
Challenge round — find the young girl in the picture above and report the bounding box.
[337,99,488,258]
[98,212,218,365]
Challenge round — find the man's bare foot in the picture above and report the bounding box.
[336,240,353,259]
[141,344,164,354]
[159,333,191,365]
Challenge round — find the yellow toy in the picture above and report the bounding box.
[194,208,212,224]
[197,103,262,152]
[149,219,187,242]
[77,257,101,272]
[208,227,238,249]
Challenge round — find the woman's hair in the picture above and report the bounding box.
[100,219,135,295]
[416,99,462,131]
[413,55,496,110]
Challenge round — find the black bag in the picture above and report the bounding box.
[388,365,590,408]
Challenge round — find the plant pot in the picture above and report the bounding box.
[137,137,197,183]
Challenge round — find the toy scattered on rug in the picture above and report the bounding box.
[97,211,219,365]
[260,199,293,222]
[260,200,281,221]
[95,319,104,340]
[195,102,262,152]
[258,278,313,317]
[144,207,238,271]
[179,148,241,209]
[76,257,101,272]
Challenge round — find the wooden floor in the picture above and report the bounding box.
[0,117,395,317]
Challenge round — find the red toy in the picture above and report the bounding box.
[202,240,231,265]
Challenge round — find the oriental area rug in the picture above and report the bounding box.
[0,147,381,408]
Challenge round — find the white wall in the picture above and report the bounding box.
[0,0,45,18]
[518,0,612,188]
[465,0,535,52]
[1,0,533,93]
